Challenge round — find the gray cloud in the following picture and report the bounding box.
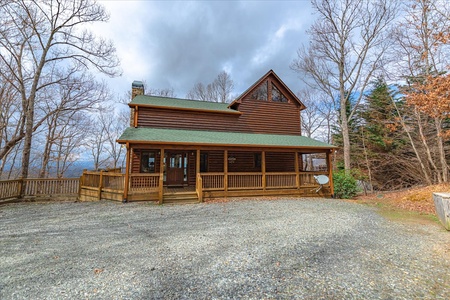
[97,0,314,99]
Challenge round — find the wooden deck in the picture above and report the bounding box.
[78,171,332,204]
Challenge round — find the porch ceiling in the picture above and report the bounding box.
[117,127,336,150]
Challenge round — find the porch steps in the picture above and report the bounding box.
[163,191,199,204]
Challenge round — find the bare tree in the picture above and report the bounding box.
[147,87,176,98]
[0,0,120,183]
[392,0,450,183]
[187,71,234,103]
[298,88,336,143]
[291,0,398,171]
[99,107,128,170]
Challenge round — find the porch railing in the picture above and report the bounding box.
[201,172,224,190]
[228,172,263,190]
[130,173,160,192]
[266,172,297,189]
[200,171,328,191]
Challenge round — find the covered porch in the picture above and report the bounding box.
[124,145,333,203]
[78,127,336,203]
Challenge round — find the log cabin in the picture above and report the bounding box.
[114,70,336,203]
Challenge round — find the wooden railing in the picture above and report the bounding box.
[299,172,327,185]
[201,172,224,190]
[266,172,297,188]
[200,171,328,191]
[0,178,79,201]
[25,178,79,195]
[130,173,160,191]
[0,179,21,200]
[228,172,263,190]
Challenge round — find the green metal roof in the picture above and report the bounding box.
[118,127,336,150]
[130,95,239,113]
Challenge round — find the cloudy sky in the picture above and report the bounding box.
[94,0,315,99]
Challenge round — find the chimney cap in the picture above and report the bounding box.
[132,80,144,88]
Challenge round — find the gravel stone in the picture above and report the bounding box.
[0,199,449,299]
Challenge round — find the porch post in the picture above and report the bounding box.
[158,148,165,204]
[196,149,201,174]
[224,150,228,193]
[294,151,300,189]
[196,149,202,202]
[327,150,334,197]
[123,143,131,203]
[262,151,266,191]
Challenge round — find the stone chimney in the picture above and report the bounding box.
[130,81,144,127]
[131,80,144,99]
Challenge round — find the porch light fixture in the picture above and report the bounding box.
[228,156,236,163]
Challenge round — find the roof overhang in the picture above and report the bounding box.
[129,103,242,115]
[117,127,337,152]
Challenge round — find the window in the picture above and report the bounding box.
[254,153,262,168]
[200,153,208,172]
[271,84,288,102]
[140,151,156,173]
[251,81,268,101]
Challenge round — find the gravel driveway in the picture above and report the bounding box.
[1,199,449,299]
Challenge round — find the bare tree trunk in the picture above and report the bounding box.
[415,110,441,183]
[435,117,448,182]
[391,95,432,185]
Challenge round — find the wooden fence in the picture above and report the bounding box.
[0,178,80,201]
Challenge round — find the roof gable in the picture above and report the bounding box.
[228,70,306,110]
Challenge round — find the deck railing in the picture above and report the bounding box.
[25,178,79,195]
[0,180,21,200]
[0,178,79,201]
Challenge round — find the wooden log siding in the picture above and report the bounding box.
[266,152,295,172]
[138,108,240,132]
[136,102,300,136]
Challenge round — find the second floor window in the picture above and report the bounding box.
[272,84,288,102]
[251,81,268,101]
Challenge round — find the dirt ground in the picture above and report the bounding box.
[354,184,450,216]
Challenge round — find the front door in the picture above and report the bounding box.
[166,152,187,186]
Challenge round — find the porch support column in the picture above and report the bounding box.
[262,151,266,191]
[123,142,131,203]
[224,150,228,193]
[294,151,300,189]
[196,149,202,202]
[158,148,165,204]
[327,150,334,197]
[196,149,201,175]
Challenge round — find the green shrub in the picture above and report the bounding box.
[333,170,359,199]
